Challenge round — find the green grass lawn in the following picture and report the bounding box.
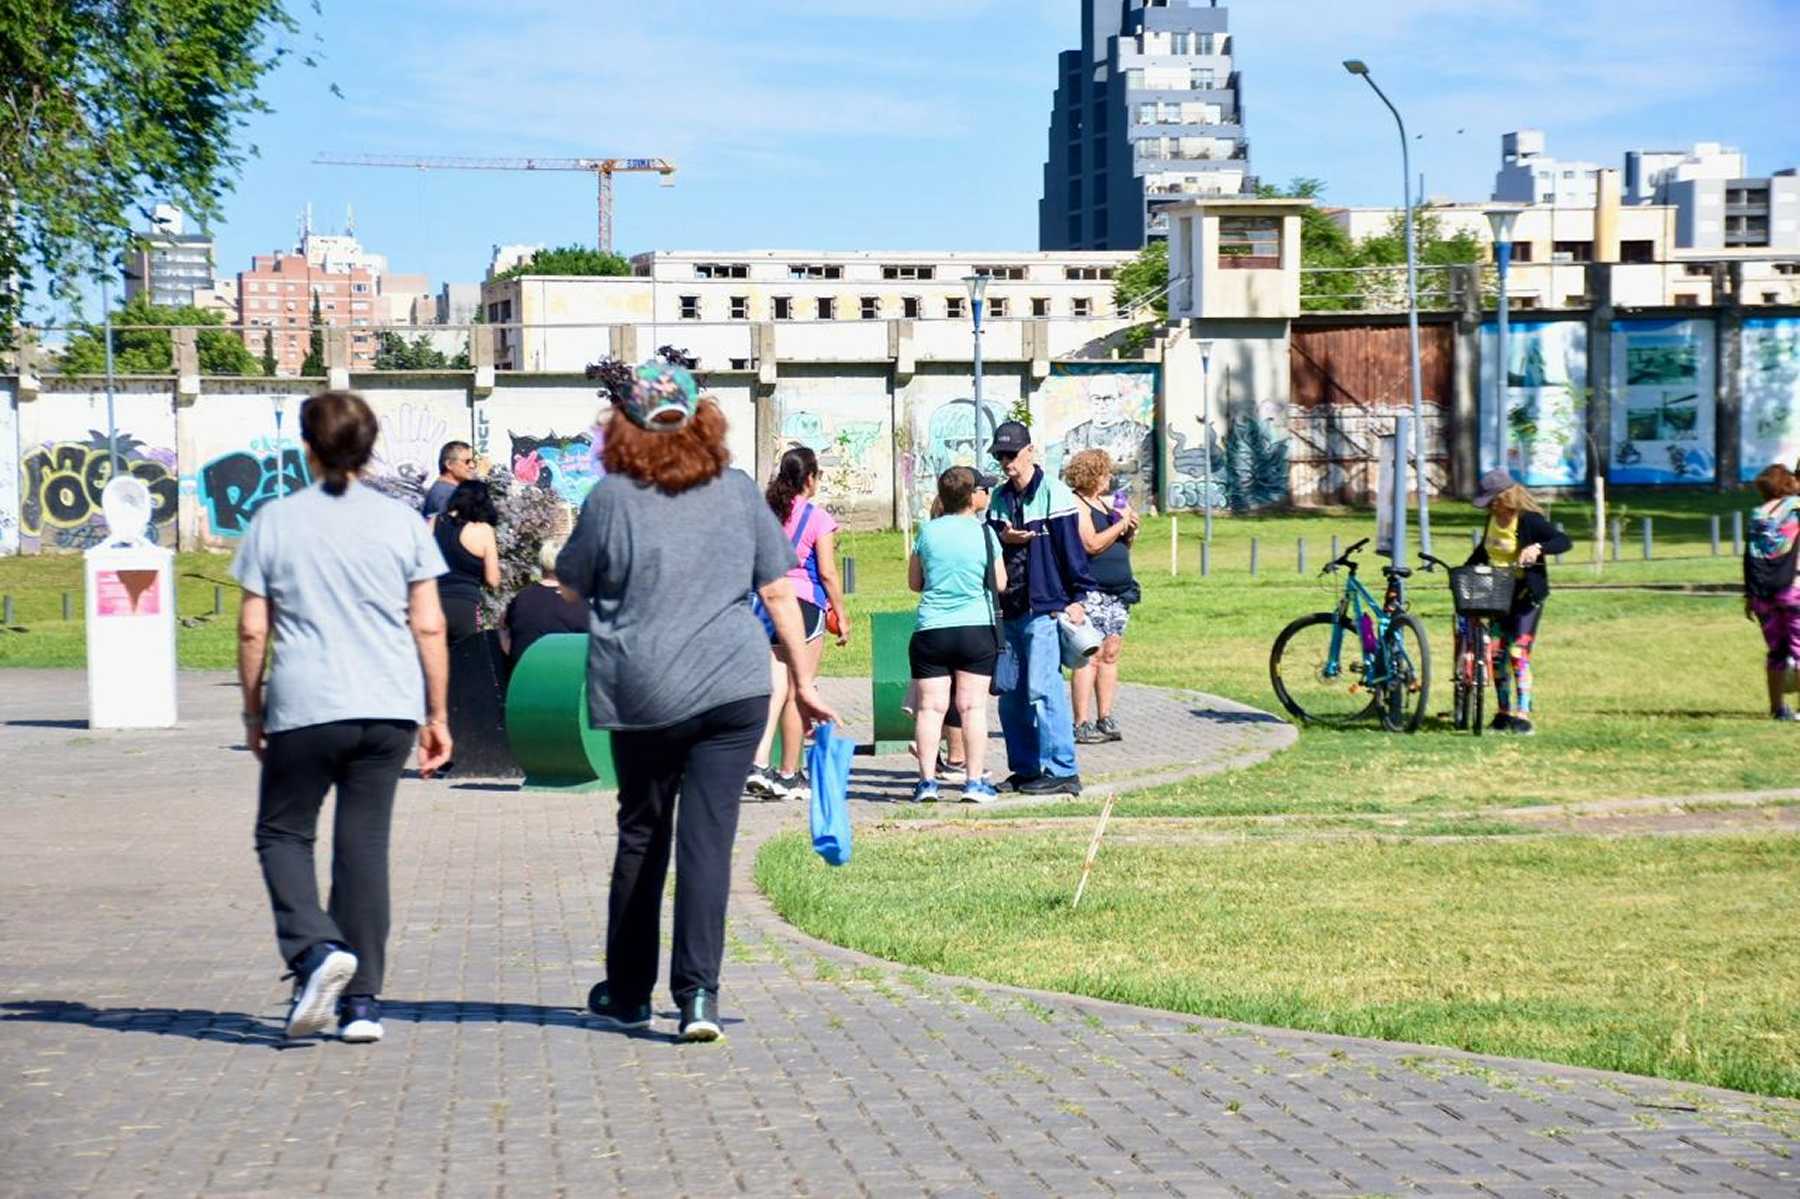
[757,828,1800,1099]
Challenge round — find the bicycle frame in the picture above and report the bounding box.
[1321,559,1412,693]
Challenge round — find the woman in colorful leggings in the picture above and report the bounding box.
[1463,469,1571,736]
[1744,464,1800,721]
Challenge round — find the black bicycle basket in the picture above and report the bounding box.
[1448,564,1516,616]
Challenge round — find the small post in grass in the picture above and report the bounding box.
[1610,518,1622,562]
[62,592,73,621]
[1169,516,1179,577]
[1733,510,1744,555]
[1200,539,1211,577]
[1249,537,1260,577]
[213,585,224,616]
[1593,474,1606,577]
[1,595,12,626]
[842,557,857,595]
[1070,791,1119,911]
[1331,533,1340,561]
[1553,522,1565,565]
[1642,517,1653,561]
[1710,514,1720,556]
[1470,527,1479,550]
[1297,536,1306,574]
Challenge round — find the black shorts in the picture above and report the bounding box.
[767,599,827,645]
[909,625,998,680]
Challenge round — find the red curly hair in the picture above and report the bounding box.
[600,398,732,494]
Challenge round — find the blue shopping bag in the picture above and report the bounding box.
[806,721,854,867]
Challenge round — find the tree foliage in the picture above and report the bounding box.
[299,292,324,375]
[375,330,471,370]
[1112,240,1169,321]
[260,329,278,376]
[493,245,632,281]
[0,0,314,340]
[59,296,262,375]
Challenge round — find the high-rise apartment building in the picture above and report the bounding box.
[123,204,217,308]
[1040,1,1251,251]
[236,252,378,376]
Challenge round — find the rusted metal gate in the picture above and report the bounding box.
[1289,319,1455,506]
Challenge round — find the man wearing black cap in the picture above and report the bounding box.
[986,420,1098,794]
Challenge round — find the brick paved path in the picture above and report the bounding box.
[2,670,1796,1197]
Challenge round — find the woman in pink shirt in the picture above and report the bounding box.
[746,447,851,800]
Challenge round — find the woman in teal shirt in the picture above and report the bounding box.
[907,467,1007,802]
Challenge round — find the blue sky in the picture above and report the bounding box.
[86,0,1800,313]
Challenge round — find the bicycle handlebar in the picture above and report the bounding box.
[1418,552,1451,573]
[1320,537,1371,575]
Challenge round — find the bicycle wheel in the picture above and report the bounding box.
[1270,612,1377,725]
[1378,612,1431,734]
[1470,622,1487,738]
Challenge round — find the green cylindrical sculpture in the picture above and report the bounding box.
[870,610,913,754]
[504,633,616,791]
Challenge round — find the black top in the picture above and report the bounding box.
[1464,509,1573,607]
[503,582,589,670]
[434,518,487,603]
[1081,498,1136,596]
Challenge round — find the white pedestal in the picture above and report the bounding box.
[85,543,178,729]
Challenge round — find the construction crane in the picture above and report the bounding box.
[312,154,677,255]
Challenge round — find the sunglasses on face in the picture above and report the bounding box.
[993,450,1019,464]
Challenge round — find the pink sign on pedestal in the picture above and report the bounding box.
[95,570,162,617]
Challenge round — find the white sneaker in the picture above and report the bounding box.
[283,944,357,1039]
[337,996,383,1043]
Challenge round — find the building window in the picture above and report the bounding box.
[1674,293,1701,307]
[1683,262,1713,277]
[1764,292,1782,304]
[679,295,700,320]
[730,358,749,370]
[881,265,936,280]
[989,297,1009,318]
[1064,266,1116,281]
[353,282,370,293]
[788,263,843,280]
[729,296,749,320]
[695,262,749,279]
[972,265,1028,281]
[1552,241,1593,262]
[860,296,880,319]
[1218,216,1282,269]
[773,296,794,320]
[1073,297,1094,318]
[1031,297,1050,317]
[1775,263,1800,276]
[1169,31,1190,54]
[902,296,921,319]
[1619,240,1656,264]
[1510,242,1534,263]
[816,297,836,320]
[946,296,965,319]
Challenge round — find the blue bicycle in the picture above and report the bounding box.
[1268,537,1432,733]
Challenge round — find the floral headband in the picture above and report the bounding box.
[587,352,701,431]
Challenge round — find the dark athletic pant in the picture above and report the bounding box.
[256,719,415,996]
[441,595,480,643]
[607,696,765,1005]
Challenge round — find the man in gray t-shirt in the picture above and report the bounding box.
[232,481,447,733]
[556,468,796,731]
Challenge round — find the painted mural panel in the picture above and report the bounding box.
[1033,365,1158,508]
[1609,318,1716,484]
[1741,317,1800,481]
[18,388,178,552]
[1479,320,1589,487]
[769,370,892,529]
[475,383,607,511]
[899,369,1020,525]
[365,388,470,504]
[185,391,311,545]
[0,386,18,556]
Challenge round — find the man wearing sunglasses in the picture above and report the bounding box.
[985,420,1097,795]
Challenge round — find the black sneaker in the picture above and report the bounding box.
[338,994,383,1044]
[1490,712,1515,732]
[744,765,779,800]
[1096,716,1122,742]
[1508,716,1536,736]
[1019,773,1082,796]
[1074,721,1108,745]
[678,990,722,1042]
[997,773,1041,794]
[283,941,357,1039]
[587,981,652,1030]
[1775,706,1799,723]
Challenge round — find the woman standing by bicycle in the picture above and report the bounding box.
[1463,469,1572,736]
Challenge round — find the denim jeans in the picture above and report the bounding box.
[998,614,1079,780]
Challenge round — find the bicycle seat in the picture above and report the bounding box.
[1385,565,1413,579]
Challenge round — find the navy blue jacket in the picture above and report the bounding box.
[987,466,1098,619]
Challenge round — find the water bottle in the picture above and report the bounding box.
[1358,612,1379,655]
[1112,487,1129,515]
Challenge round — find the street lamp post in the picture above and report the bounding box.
[100,273,120,477]
[962,274,991,464]
[1344,59,1431,556]
[1485,206,1522,475]
[1196,339,1214,544]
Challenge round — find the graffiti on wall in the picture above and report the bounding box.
[372,402,453,491]
[1166,420,1291,513]
[0,397,17,555]
[776,408,884,519]
[198,441,310,537]
[1480,320,1589,487]
[19,432,178,550]
[1034,367,1158,504]
[510,428,604,506]
[903,394,1007,523]
[1742,317,1800,480]
[1609,319,1715,484]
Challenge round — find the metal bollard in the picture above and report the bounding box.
[1610,518,1622,562]
[1331,534,1340,561]
[842,557,857,595]
[1642,517,1653,562]
[1470,527,1480,550]
[1297,536,1306,574]
[1201,540,1211,577]
[1733,510,1744,555]
[1249,537,1260,577]
[63,592,74,621]
[1554,522,1565,565]
[1,595,12,626]
[1710,514,1720,556]
[213,585,225,616]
